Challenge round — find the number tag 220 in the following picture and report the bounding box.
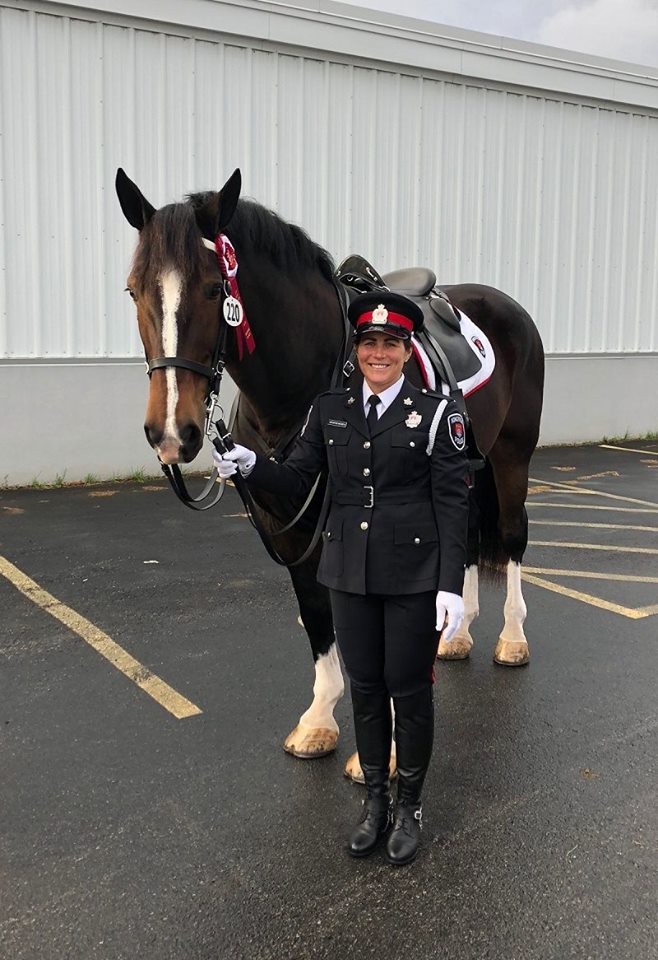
[223,296,244,327]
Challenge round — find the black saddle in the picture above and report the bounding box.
[335,255,481,387]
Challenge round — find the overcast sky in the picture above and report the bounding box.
[337,0,658,67]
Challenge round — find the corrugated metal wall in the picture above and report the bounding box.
[2,4,658,361]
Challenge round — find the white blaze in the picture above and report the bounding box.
[159,269,183,444]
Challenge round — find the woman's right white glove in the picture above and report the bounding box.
[211,443,257,479]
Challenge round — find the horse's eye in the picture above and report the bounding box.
[206,283,223,301]
[125,287,137,301]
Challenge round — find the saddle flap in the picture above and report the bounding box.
[429,294,461,333]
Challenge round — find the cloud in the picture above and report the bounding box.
[536,0,658,66]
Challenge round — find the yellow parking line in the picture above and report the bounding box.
[524,566,658,584]
[599,444,658,455]
[0,555,202,720]
[532,541,658,554]
[521,573,658,619]
[529,476,658,509]
[529,520,658,533]
[527,503,658,513]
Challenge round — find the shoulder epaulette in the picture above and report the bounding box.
[418,387,447,401]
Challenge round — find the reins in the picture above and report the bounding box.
[148,233,353,567]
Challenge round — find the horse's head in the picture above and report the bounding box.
[115,168,241,464]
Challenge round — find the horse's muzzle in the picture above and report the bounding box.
[145,421,203,464]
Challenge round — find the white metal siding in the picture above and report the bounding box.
[2,3,658,361]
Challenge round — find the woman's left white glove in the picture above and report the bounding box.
[435,591,464,642]
[211,443,257,479]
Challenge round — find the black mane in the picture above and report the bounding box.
[189,193,335,282]
[132,194,336,289]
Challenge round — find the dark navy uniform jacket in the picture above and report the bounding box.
[247,377,470,597]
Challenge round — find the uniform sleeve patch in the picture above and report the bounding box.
[448,412,466,450]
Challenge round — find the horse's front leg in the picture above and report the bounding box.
[285,561,345,758]
[437,563,480,660]
[438,488,481,659]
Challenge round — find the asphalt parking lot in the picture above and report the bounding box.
[1,440,657,960]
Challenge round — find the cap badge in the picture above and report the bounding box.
[371,304,388,325]
[403,397,413,406]
[405,411,422,428]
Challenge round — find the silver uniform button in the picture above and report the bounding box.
[363,441,371,449]
[363,468,371,477]
[360,521,369,531]
[409,441,415,447]
[328,438,334,445]
[414,537,421,545]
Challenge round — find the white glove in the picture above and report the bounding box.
[435,591,464,642]
[211,443,257,479]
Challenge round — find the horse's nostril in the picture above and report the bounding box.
[144,423,161,448]
[179,422,201,448]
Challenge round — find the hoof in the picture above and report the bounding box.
[343,749,397,784]
[437,632,472,660]
[494,637,529,666]
[283,725,338,758]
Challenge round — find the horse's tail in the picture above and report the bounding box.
[472,459,507,581]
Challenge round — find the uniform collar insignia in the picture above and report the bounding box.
[403,397,413,406]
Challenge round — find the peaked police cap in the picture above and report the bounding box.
[348,291,424,340]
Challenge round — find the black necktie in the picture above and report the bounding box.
[366,394,381,434]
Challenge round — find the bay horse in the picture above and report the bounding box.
[115,167,544,778]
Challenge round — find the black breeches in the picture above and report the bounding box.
[329,590,436,698]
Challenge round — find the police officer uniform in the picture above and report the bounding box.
[220,291,470,865]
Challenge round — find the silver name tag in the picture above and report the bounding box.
[328,419,347,428]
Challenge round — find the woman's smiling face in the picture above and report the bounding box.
[355,332,412,393]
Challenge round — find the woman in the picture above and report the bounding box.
[213,291,470,865]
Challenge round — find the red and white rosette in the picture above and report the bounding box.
[215,234,255,360]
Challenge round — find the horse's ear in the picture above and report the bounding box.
[115,168,155,230]
[194,169,242,240]
[217,168,241,231]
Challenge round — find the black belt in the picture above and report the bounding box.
[333,486,430,509]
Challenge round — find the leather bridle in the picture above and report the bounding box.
[144,235,353,567]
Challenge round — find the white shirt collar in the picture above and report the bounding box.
[362,375,406,417]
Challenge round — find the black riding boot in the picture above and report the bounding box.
[386,686,434,866]
[347,686,393,858]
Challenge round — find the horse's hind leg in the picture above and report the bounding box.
[488,439,532,665]
[285,560,345,758]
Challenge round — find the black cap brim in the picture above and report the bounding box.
[354,322,411,340]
